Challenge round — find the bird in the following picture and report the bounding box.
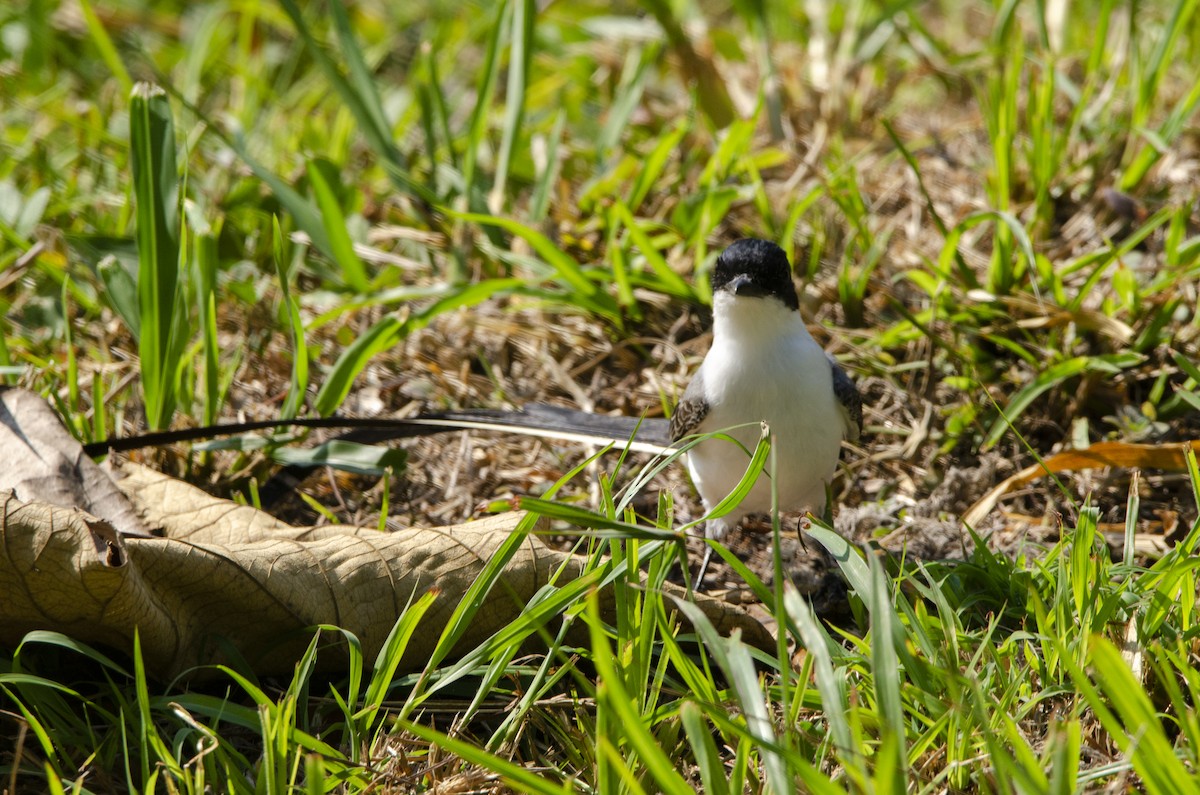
[668,238,862,588]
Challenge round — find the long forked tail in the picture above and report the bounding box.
[82,404,676,508]
[398,404,673,454]
[257,404,675,507]
[83,403,674,457]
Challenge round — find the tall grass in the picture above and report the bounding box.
[5,0,1200,791]
[9,460,1200,790]
[129,82,189,431]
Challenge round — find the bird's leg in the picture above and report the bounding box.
[795,514,808,552]
[693,543,715,592]
[693,517,726,592]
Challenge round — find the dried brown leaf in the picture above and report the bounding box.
[0,386,151,537]
[963,440,1200,528]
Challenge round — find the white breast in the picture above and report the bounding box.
[685,293,846,536]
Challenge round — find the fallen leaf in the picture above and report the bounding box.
[963,439,1200,529]
[0,387,150,537]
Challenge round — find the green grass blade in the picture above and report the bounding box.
[783,585,851,754]
[76,0,132,96]
[359,590,439,730]
[1,687,64,777]
[271,440,406,476]
[626,119,688,212]
[983,353,1143,448]
[805,519,871,596]
[60,277,79,425]
[461,0,509,216]
[1069,505,1100,626]
[271,217,308,420]
[1122,72,1200,189]
[1046,720,1082,795]
[489,0,534,212]
[528,108,565,221]
[724,634,789,793]
[598,44,658,161]
[1187,447,1200,519]
[195,225,220,426]
[585,593,696,795]
[305,160,369,292]
[91,370,108,443]
[399,513,540,700]
[612,200,693,299]
[606,213,637,315]
[452,211,597,298]
[882,120,949,237]
[129,82,183,431]
[399,719,567,794]
[683,426,771,528]
[312,277,524,416]
[1086,637,1196,792]
[278,0,432,210]
[313,314,405,417]
[513,495,680,540]
[15,630,131,676]
[679,701,731,795]
[327,0,393,148]
[866,555,906,772]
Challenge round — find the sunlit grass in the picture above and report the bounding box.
[7,463,1200,791]
[3,0,1200,791]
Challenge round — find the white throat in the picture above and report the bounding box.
[711,291,812,350]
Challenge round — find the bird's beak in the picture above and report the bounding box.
[729,273,767,298]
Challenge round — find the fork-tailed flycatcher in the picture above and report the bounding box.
[669,239,862,587]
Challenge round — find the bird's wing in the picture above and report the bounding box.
[828,355,863,443]
[670,370,710,442]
